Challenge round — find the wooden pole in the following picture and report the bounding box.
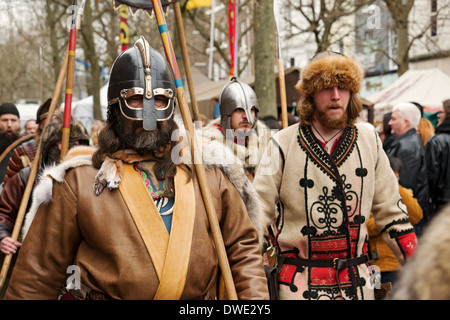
[60,0,80,159]
[278,59,288,128]
[0,47,69,292]
[173,2,200,121]
[150,0,238,300]
[274,1,288,128]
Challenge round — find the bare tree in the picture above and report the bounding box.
[254,0,276,117]
[79,0,103,120]
[285,0,371,53]
[181,0,254,77]
[382,0,450,75]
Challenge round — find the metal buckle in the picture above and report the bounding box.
[333,258,346,270]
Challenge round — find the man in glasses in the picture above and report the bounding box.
[4,36,268,300]
[253,51,417,300]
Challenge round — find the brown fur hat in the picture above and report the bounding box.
[294,54,365,126]
[295,54,364,99]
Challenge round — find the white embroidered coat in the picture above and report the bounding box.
[253,123,417,300]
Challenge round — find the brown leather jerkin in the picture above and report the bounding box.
[119,163,196,299]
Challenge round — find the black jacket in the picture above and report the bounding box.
[426,120,450,214]
[386,129,431,220]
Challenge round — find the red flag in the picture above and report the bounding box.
[228,0,237,77]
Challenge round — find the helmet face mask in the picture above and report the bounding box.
[107,36,176,131]
[115,87,175,122]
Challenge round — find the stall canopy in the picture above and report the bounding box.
[185,67,303,119]
[367,68,450,122]
[71,84,108,131]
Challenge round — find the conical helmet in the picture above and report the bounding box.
[219,77,259,131]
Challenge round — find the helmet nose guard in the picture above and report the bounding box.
[107,36,176,131]
[218,77,259,131]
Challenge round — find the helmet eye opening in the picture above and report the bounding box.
[118,87,174,111]
[155,95,169,110]
[153,88,174,111]
[125,95,143,108]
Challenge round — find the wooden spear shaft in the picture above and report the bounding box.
[0,47,69,291]
[150,0,238,300]
[173,2,200,122]
[278,59,288,128]
[60,1,79,159]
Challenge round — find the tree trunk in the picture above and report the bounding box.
[383,0,415,76]
[253,0,277,118]
[396,19,410,76]
[45,0,64,103]
[80,0,102,120]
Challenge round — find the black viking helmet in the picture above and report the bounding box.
[218,77,259,131]
[107,36,176,131]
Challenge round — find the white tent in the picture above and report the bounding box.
[71,84,108,131]
[367,68,450,122]
[16,103,40,129]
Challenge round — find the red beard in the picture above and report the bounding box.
[315,104,348,130]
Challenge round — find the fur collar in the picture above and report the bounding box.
[201,117,271,170]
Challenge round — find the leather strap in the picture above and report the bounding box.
[281,254,369,270]
[119,164,196,299]
[153,167,196,300]
[119,163,169,279]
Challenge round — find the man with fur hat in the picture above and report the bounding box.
[4,36,268,300]
[253,51,417,300]
[0,102,21,185]
[201,77,272,180]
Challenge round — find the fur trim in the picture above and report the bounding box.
[295,55,364,98]
[200,138,263,239]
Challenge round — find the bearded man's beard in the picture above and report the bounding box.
[0,127,21,141]
[315,104,348,130]
[116,117,177,155]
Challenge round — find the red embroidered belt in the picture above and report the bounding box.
[280,254,370,294]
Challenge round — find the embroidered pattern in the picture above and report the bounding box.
[310,186,344,236]
[297,125,357,182]
[136,164,174,218]
[283,126,368,299]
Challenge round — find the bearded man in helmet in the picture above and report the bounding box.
[201,77,272,180]
[4,36,268,300]
[252,51,417,300]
